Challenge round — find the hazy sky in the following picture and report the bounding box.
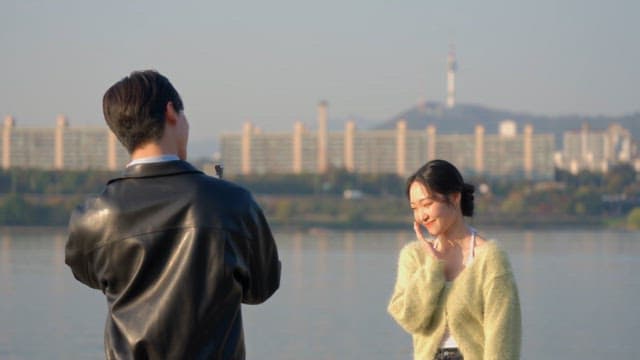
[1,0,638,148]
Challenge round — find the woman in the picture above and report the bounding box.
[387,159,521,360]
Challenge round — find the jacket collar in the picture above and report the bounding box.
[108,160,203,184]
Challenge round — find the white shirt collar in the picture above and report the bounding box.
[126,154,180,167]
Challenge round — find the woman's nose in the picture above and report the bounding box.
[418,207,429,221]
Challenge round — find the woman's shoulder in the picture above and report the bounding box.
[398,240,423,258]
[397,240,430,264]
[474,239,514,271]
[401,240,424,251]
[396,240,446,273]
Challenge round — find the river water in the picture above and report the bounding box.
[0,228,638,359]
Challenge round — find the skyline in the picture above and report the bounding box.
[2,1,639,149]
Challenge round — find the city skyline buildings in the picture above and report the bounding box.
[0,115,128,171]
[0,104,635,176]
[1,45,638,174]
[215,45,638,178]
[219,100,639,179]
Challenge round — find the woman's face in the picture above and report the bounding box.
[409,181,460,237]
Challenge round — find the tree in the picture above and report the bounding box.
[605,164,637,193]
[627,207,640,230]
[571,186,603,215]
[0,194,31,224]
[273,198,295,224]
[500,192,526,215]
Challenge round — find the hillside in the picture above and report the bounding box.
[376,102,640,146]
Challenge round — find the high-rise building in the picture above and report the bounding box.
[1,115,128,170]
[482,122,555,179]
[558,123,638,173]
[219,105,556,180]
[317,101,329,173]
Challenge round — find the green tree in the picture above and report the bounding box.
[500,192,526,215]
[605,164,637,193]
[627,207,640,230]
[0,194,65,225]
[340,202,366,225]
[571,186,602,215]
[273,198,295,224]
[0,194,31,224]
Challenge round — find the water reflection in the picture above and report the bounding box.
[314,233,328,291]
[1,233,13,294]
[0,232,13,358]
[244,229,411,359]
[342,232,355,289]
[53,234,66,293]
[291,231,303,293]
[1,228,639,359]
[285,229,414,296]
[523,230,534,255]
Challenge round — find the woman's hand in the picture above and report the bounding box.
[413,221,444,260]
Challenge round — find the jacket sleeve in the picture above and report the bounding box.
[387,243,445,334]
[482,256,522,360]
[240,196,281,304]
[65,206,101,290]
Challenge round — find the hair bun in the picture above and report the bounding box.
[460,183,475,217]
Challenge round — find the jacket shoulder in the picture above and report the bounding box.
[192,175,256,208]
[69,192,117,232]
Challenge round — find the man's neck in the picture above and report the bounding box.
[130,142,177,161]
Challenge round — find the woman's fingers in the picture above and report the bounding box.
[413,221,425,242]
[414,222,437,257]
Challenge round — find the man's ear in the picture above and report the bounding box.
[165,102,178,125]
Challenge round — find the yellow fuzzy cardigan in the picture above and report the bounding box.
[388,240,521,360]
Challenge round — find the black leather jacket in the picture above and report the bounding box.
[65,160,281,359]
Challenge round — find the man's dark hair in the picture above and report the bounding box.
[405,159,475,217]
[103,70,184,153]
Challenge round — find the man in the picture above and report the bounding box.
[65,70,281,359]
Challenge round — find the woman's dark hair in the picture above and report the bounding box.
[405,159,475,217]
[102,70,184,153]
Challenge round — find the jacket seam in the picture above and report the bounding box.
[83,225,242,255]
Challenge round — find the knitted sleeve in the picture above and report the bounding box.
[387,242,446,334]
[482,251,522,360]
